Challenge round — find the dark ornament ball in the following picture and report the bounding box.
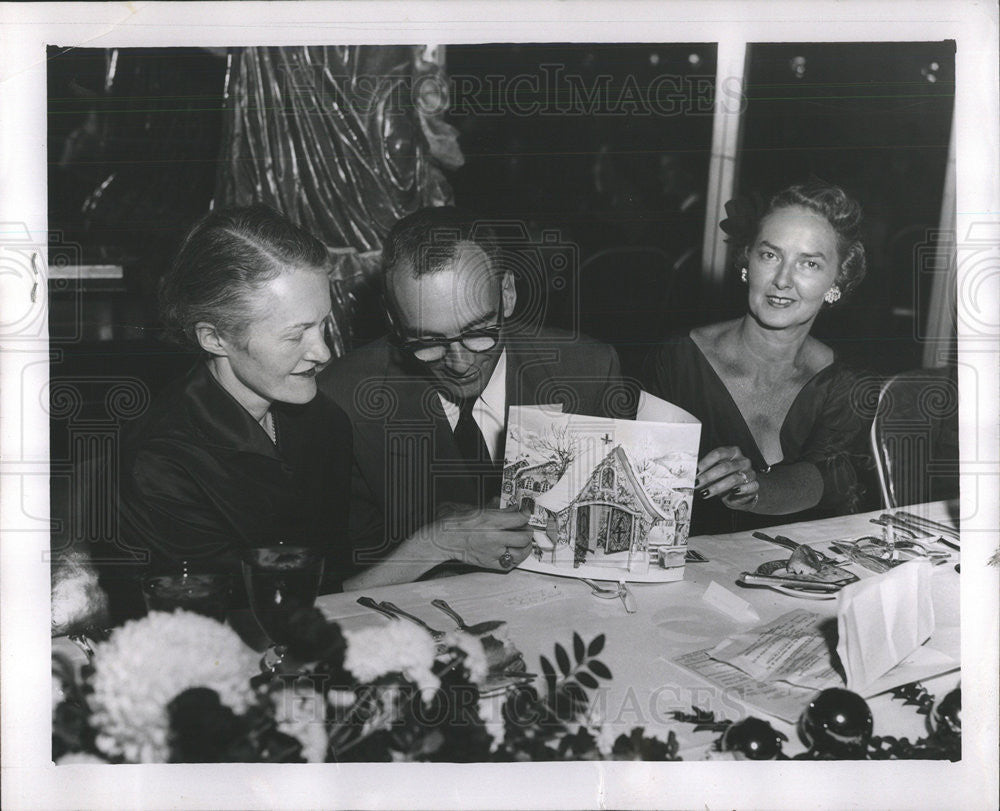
[931,686,961,740]
[798,688,873,758]
[721,717,787,760]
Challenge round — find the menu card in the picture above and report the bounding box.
[675,562,955,721]
[705,608,840,690]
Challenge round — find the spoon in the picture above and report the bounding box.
[430,599,507,635]
[356,596,400,620]
[581,578,621,598]
[581,579,637,614]
[379,601,447,641]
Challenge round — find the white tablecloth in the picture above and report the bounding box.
[317,502,960,757]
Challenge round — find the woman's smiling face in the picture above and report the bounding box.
[217,266,333,413]
[746,205,841,330]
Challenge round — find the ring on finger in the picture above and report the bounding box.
[498,547,515,569]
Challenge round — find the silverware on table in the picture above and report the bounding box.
[430,598,507,635]
[379,600,447,640]
[894,510,960,539]
[870,516,919,539]
[356,596,399,620]
[891,539,951,559]
[738,572,843,593]
[581,578,618,597]
[619,583,638,614]
[581,579,637,614]
[752,531,845,565]
[874,512,960,548]
[830,542,893,573]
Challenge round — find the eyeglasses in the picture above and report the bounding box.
[388,282,505,363]
[397,323,502,362]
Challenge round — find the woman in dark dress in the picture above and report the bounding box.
[642,182,869,535]
[113,205,353,615]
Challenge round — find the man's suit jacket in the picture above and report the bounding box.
[317,327,634,569]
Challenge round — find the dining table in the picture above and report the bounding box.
[316,501,961,758]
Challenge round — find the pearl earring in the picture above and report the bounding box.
[824,286,841,304]
[740,267,748,283]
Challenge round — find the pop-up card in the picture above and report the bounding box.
[502,392,701,582]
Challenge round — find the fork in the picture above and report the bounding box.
[379,601,447,641]
[430,599,506,635]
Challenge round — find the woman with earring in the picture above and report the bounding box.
[642,182,869,535]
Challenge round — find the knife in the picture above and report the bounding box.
[894,511,961,541]
[738,572,843,592]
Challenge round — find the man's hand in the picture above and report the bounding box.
[341,503,534,591]
[427,504,533,570]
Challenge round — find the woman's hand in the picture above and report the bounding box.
[696,446,759,512]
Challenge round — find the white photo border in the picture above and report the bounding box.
[1,2,997,809]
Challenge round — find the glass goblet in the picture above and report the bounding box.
[141,566,232,622]
[242,544,325,671]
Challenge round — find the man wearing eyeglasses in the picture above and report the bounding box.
[323,207,631,589]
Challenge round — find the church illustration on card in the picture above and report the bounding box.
[537,444,669,568]
[503,433,695,572]
[502,402,699,576]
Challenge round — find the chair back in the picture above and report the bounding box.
[870,367,959,508]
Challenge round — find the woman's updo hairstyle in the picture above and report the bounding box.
[723,181,867,305]
[159,204,329,349]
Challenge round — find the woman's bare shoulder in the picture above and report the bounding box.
[690,319,740,351]
[800,335,835,374]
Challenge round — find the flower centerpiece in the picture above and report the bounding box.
[52,607,679,763]
[52,607,959,763]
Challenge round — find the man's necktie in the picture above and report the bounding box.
[453,397,501,501]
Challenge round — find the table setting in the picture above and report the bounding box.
[51,501,963,763]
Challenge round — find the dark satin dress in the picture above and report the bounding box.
[107,363,353,618]
[641,335,867,536]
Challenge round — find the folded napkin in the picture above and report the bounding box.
[836,559,934,692]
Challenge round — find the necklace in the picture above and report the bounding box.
[261,410,277,444]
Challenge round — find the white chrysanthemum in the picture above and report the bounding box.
[344,622,439,701]
[441,631,489,685]
[56,752,108,765]
[478,696,506,753]
[88,610,258,763]
[326,688,357,709]
[594,724,619,757]
[271,684,327,763]
[51,553,109,635]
